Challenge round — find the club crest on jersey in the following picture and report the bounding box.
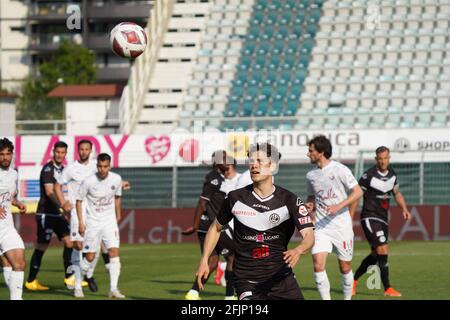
[269,213,280,224]
[211,179,219,186]
[111,185,116,190]
[298,205,308,216]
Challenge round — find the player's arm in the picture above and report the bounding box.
[283,197,315,268]
[122,180,131,191]
[11,197,27,214]
[76,200,85,236]
[44,184,64,209]
[196,195,233,290]
[196,219,223,290]
[349,200,359,220]
[306,195,315,213]
[54,181,72,213]
[182,197,208,235]
[115,196,122,222]
[327,185,363,215]
[393,186,411,220]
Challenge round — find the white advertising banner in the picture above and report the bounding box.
[5,128,450,169]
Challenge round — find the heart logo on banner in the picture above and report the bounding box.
[144,136,171,164]
[179,139,199,162]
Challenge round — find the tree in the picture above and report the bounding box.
[17,39,97,122]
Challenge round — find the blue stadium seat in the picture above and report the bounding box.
[255,100,269,116]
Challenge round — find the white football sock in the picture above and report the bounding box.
[86,250,100,279]
[220,262,227,270]
[109,257,121,292]
[3,266,12,286]
[314,271,331,300]
[341,270,354,300]
[75,257,91,290]
[9,271,24,300]
[71,249,81,266]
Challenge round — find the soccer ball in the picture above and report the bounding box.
[110,22,147,59]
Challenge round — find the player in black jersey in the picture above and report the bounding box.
[25,141,74,291]
[183,150,237,300]
[196,143,315,300]
[351,146,411,297]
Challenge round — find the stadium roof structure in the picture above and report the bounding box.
[48,84,124,99]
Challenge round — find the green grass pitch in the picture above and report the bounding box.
[1,241,449,300]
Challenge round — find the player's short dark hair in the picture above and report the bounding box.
[247,142,282,163]
[376,146,390,155]
[97,153,111,163]
[308,135,332,159]
[54,141,68,150]
[78,139,93,148]
[0,138,14,152]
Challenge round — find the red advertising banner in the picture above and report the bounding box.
[14,206,450,247]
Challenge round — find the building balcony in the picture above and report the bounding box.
[29,34,75,51]
[87,1,152,20]
[87,34,110,51]
[28,3,72,21]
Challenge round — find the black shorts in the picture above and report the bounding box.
[361,218,389,248]
[197,229,235,258]
[235,273,304,300]
[36,214,70,244]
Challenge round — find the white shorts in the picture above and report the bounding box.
[0,227,25,255]
[312,226,354,262]
[83,220,120,253]
[70,206,86,242]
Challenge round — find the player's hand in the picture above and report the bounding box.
[403,210,411,220]
[0,207,6,219]
[62,201,73,213]
[17,203,27,215]
[196,259,210,291]
[283,247,303,268]
[122,181,131,191]
[116,215,122,223]
[182,226,196,236]
[79,223,86,237]
[326,204,342,215]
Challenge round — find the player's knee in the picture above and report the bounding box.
[339,262,352,274]
[12,259,26,271]
[62,238,73,249]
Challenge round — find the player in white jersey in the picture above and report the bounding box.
[54,139,100,291]
[74,153,124,299]
[0,138,27,300]
[305,135,363,300]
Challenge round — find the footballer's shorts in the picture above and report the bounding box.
[361,217,389,248]
[312,225,354,261]
[0,227,25,255]
[83,220,120,254]
[235,273,304,300]
[198,227,235,258]
[35,213,70,244]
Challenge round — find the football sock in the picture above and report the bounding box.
[2,266,12,286]
[314,271,331,300]
[9,271,24,300]
[354,253,377,280]
[27,249,45,282]
[377,254,390,290]
[225,270,234,296]
[63,246,73,278]
[109,257,121,292]
[341,270,354,300]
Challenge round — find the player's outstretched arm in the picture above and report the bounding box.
[283,228,314,268]
[393,189,411,220]
[182,197,208,235]
[54,182,72,213]
[76,200,86,236]
[196,219,222,290]
[12,197,27,214]
[349,200,359,220]
[115,196,122,222]
[327,185,363,215]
